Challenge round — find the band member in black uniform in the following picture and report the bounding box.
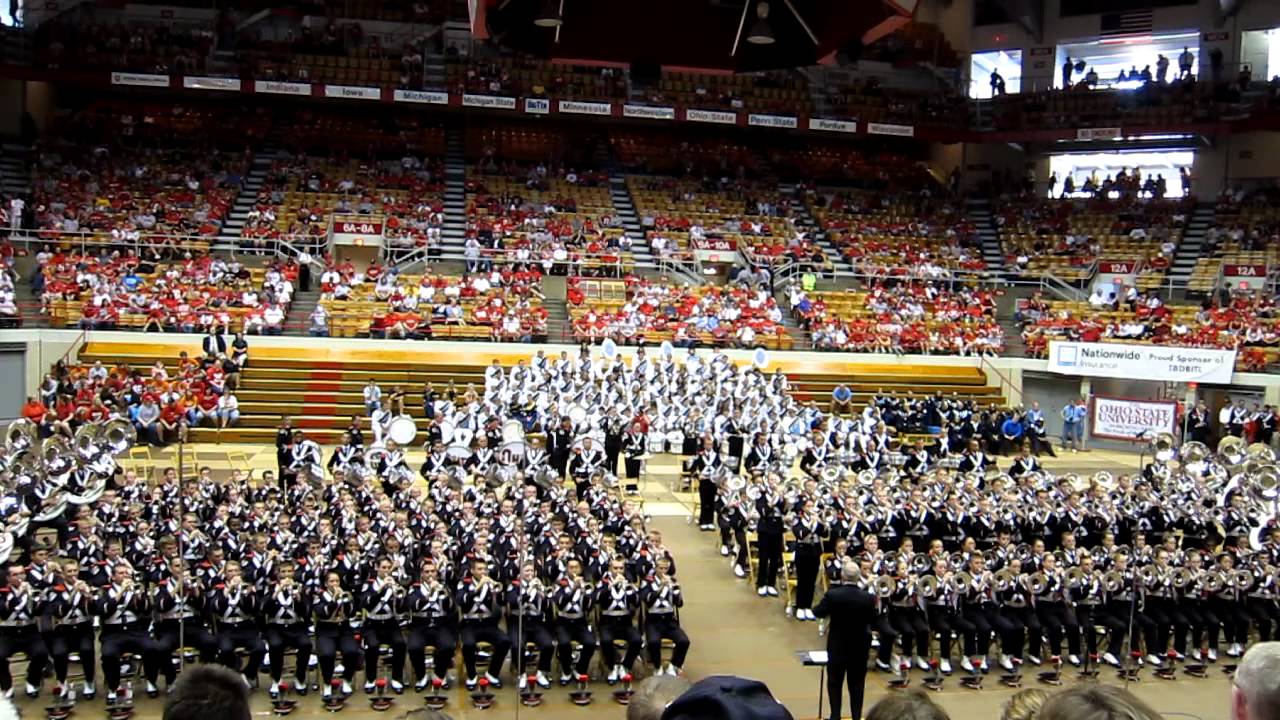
[568,438,605,497]
[552,558,597,684]
[716,485,751,579]
[792,498,826,621]
[1068,555,1105,662]
[886,560,929,669]
[924,558,957,673]
[994,557,1041,668]
[755,478,786,597]
[404,561,455,691]
[622,423,646,495]
[956,554,995,672]
[642,557,689,675]
[275,417,294,477]
[421,441,452,478]
[152,563,216,689]
[95,563,162,702]
[597,558,642,684]
[1098,552,1153,666]
[548,418,574,479]
[359,556,407,692]
[743,433,774,473]
[958,439,994,475]
[800,433,831,480]
[1009,444,1042,479]
[1142,548,1185,664]
[209,560,266,687]
[457,558,508,689]
[327,434,363,475]
[507,562,555,690]
[603,411,624,477]
[313,571,360,699]
[264,561,312,697]
[688,445,721,531]
[46,558,97,700]
[1035,554,1081,664]
[902,439,931,478]
[0,563,48,698]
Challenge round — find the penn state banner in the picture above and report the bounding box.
[1047,341,1236,384]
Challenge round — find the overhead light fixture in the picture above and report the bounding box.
[746,1,774,45]
[534,0,562,28]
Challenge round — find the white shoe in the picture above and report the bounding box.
[1028,655,1042,666]
[757,586,768,596]
[980,657,989,672]
[914,656,929,671]
[667,665,681,676]
[415,676,432,691]
[1000,655,1013,672]
[341,680,352,695]
[961,656,974,673]
[389,679,404,693]
[104,690,115,703]
[939,659,952,674]
[25,683,38,698]
[1068,654,1081,666]
[269,681,280,697]
[364,681,377,693]
[146,681,158,696]
[335,663,345,676]
[1209,648,1218,662]
[518,675,528,691]
[607,665,620,683]
[720,545,730,556]
[484,673,502,688]
[875,660,891,672]
[536,672,550,689]
[766,586,779,597]
[1146,654,1163,666]
[734,565,746,578]
[322,685,333,700]
[560,673,574,685]
[1102,652,1120,667]
[1229,643,1243,657]
[83,681,95,697]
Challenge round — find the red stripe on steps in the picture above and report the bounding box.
[306,382,341,392]
[312,370,342,381]
[314,362,344,370]
[295,413,338,429]
[302,394,337,405]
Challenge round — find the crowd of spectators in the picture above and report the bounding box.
[568,277,787,349]
[788,279,1005,356]
[36,19,220,75]
[313,263,547,341]
[449,55,627,101]
[37,246,296,335]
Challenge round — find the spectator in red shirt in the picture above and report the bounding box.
[20,396,47,424]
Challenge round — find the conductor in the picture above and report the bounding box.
[813,560,874,720]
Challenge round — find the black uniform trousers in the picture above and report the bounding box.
[720,526,749,569]
[925,605,955,659]
[1210,598,1250,647]
[266,622,313,682]
[554,618,597,677]
[154,619,217,680]
[215,621,266,679]
[755,521,783,589]
[101,623,162,689]
[1246,597,1279,641]
[508,617,554,674]
[0,625,48,691]
[794,544,821,610]
[1036,600,1080,656]
[956,603,994,658]
[995,605,1041,659]
[825,642,869,720]
[405,622,455,682]
[889,606,929,657]
[1073,604,1100,656]
[362,619,406,683]
[697,479,717,526]
[1144,597,1186,655]
[598,615,642,670]
[48,622,95,685]
[644,614,689,668]
[1180,599,1218,653]
[460,618,510,680]
[1100,600,1156,657]
[872,613,897,664]
[315,622,362,684]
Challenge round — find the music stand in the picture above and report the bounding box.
[798,650,828,720]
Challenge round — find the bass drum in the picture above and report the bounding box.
[389,417,417,445]
[647,430,666,454]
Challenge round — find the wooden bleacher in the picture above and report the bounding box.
[74,342,1005,444]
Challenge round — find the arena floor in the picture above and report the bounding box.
[10,444,1232,720]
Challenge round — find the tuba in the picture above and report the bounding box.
[1181,441,1209,466]
[4,419,37,455]
[874,575,897,598]
[918,575,939,599]
[1102,571,1124,593]
[1026,572,1048,595]
[73,424,101,460]
[1151,433,1177,463]
[1219,435,1247,467]
[101,419,137,455]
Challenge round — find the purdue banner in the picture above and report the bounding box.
[1048,341,1236,384]
[1091,396,1177,441]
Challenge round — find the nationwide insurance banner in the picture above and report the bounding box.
[1047,341,1236,384]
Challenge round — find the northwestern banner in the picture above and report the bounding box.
[462,94,517,110]
[394,89,448,104]
[111,72,169,88]
[623,104,675,120]
[1091,396,1178,441]
[559,100,612,116]
[183,76,240,91]
[1048,340,1236,384]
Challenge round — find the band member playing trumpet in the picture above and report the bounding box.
[507,561,555,690]
[994,558,1041,669]
[956,554,995,672]
[923,558,956,674]
[1142,549,1186,665]
[792,498,826,621]
[404,561,456,691]
[46,557,97,700]
[552,558,597,684]
[153,562,217,684]
[1098,552,1154,667]
[95,563,162,702]
[1210,553,1249,658]
[642,557,689,676]
[360,556,407,692]
[313,571,360,699]
[1067,555,1105,662]
[265,561,313,697]
[457,558,509,690]
[597,558,642,684]
[622,423,646,495]
[1035,553,1081,664]
[209,560,267,687]
[886,560,930,670]
[754,477,786,598]
[1177,552,1219,662]
[0,563,48,698]
[687,445,722,531]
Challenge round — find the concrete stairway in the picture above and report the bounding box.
[437,129,469,263]
[965,197,1005,273]
[221,152,276,242]
[607,175,658,273]
[540,275,569,342]
[285,290,321,334]
[781,183,847,278]
[1169,201,1215,286]
[0,143,31,199]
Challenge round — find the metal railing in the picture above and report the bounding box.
[979,352,1023,407]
